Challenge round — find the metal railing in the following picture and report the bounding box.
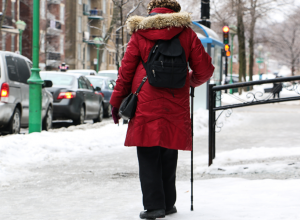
[208,76,300,166]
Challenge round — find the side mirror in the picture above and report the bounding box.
[43,80,53,88]
[95,86,101,91]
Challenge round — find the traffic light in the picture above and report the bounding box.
[224,44,231,57]
[223,26,229,44]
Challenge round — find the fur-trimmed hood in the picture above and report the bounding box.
[126,11,192,35]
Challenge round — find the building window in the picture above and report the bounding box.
[2,0,5,11]
[78,16,82,33]
[102,0,106,14]
[78,44,81,60]
[2,33,6,50]
[41,0,45,19]
[60,4,65,23]
[102,24,106,38]
[102,50,106,63]
[78,0,82,5]
[87,45,90,61]
[11,2,15,20]
[40,32,45,52]
[60,36,64,54]
[11,35,15,52]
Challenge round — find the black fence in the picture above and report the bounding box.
[208,76,300,166]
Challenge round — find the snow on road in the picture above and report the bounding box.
[1,105,300,219]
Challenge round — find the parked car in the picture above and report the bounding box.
[67,69,97,76]
[0,51,53,134]
[98,70,118,80]
[40,71,104,124]
[86,76,115,117]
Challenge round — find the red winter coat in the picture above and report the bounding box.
[110,8,214,151]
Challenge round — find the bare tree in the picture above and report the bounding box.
[267,6,300,76]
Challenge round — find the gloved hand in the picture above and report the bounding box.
[112,106,120,124]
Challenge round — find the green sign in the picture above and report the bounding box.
[256,58,264,63]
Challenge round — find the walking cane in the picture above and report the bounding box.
[190,86,195,211]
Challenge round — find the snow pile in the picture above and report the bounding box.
[0,122,127,183]
[194,147,300,176]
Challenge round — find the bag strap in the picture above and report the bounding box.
[135,76,147,95]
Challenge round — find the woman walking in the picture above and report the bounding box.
[110,0,214,218]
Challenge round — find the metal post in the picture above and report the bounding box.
[28,0,43,133]
[208,84,216,166]
[190,87,195,211]
[19,30,23,55]
[96,44,100,72]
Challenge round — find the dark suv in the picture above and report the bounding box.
[0,52,53,134]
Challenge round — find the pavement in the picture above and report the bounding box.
[0,103,299,219]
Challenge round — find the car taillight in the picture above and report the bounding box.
[95,91,104,97]
[0,82,9,98]
[57,92,76,99]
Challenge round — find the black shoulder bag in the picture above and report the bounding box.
[118,76,147,120]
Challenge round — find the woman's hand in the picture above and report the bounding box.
[112,107,121,124]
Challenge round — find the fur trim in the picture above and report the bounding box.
[126,12,192,35]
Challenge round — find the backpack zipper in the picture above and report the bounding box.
[152,69,156,77]
[153,45,158,53]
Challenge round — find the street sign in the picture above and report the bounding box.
[256,58,264,63]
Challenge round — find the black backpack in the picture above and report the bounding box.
[142,34,187,89]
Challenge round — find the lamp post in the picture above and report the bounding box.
[229,25,237,94]
[257,45,263,80]
[93,37,102,72]
[27,0,43,133]
[15,20,26,55]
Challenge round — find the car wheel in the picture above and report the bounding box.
[93,103,103,123]
[104,104,112,118]
[42,106,52,131]
[74,106,85,125]
[8,108,21,134]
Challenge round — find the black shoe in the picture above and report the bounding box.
[166,206,177,215]
[140,209,165,219]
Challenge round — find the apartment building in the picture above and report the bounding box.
[20,0,66,70]
[0,0,20,53]
[65,0,117,71]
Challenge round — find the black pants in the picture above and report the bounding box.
[137,146,178,211]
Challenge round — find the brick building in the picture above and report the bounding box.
[0,0,20,53]
[65,0,117,71]
[20,0,66,70]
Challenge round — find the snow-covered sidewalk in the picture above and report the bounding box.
[0,104,300,219]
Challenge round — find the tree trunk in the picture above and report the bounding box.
[248,1,257,82]
[237,0,247,83]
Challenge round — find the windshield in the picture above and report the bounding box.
[40,72,75,86]
[87,77,105,89]
[97,72,117,80]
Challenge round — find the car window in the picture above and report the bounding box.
[78,77,88,89]
[16,57,31,84]
[40,72,75,86]
[83,77,94,91]
[5,56,19,82]
[98,72,117,80]
[87,77,104,89]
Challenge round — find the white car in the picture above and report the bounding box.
[67,69,97,76]
[98,70,118,80]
